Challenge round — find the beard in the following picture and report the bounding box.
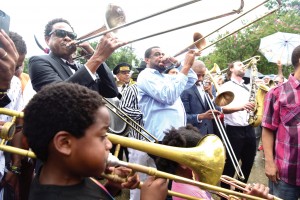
[236,70,245,78]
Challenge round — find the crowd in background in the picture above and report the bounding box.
[0,12,299,200]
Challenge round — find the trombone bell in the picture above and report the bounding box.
[107,133,225,186]
[105,4,126,31]
[215,91,234,107]
[192,32,206,51]
[209,63,221,74]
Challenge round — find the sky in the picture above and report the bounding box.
[1,0,268,66]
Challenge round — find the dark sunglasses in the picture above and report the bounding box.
[49,29,77,40]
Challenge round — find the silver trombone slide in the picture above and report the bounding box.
[103,98,158,143]
[200,83,245,180]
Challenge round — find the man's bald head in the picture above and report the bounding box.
[192,60,206,73]
[192,60,206,84]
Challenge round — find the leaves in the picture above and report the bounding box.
[202,4,299,77]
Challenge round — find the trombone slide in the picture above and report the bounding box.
[101,173,200,200]
[107,154,271,200]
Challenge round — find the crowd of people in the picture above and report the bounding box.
[0,12,299,200]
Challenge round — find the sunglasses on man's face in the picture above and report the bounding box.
[49,29,77,40]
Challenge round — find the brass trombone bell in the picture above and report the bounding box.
[76,3,126,42]
[107,133,225,186]
[192,32,206,51]
[205,69,234,107]
[173,32,207,57]
[209,63,221,74]
[105,4,126,31]
[215,91,234,107]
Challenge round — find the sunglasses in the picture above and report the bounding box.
[49,29,77,40]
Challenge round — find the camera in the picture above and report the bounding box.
[0,10,10,48]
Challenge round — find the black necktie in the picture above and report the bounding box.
[66,61,78,71]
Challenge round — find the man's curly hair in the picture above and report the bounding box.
[23,83,105,162]
[292,45,300,68]
[44,18,74,37]
[155,124,202,174]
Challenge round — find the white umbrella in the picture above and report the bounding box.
[258,32,300,66]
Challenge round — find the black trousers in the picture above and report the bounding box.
[221,125,256,191]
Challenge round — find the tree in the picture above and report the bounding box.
[77,42,141,71]
[201,4,300,78]
[265,0,300,15]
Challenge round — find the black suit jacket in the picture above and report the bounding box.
[29,53,118,98]
[181,84,219,135]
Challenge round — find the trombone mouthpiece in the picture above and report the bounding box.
[67,43,76,50]
[107,153,120,167]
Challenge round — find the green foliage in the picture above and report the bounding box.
[202,6,300,78]
[23,58,29,74]
[105,46,142,71]
[76,42,141,71]
[265,0,300,15]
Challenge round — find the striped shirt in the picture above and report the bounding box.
[262,74,300,186]
[119,84,145,140]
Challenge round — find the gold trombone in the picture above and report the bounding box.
[0,108,283,200]
[107,154,281,200]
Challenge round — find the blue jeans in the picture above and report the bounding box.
[269,180,300,200]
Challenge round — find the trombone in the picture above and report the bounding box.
[75,0,244,46]
[0,108,282,200]
[107,154,281,200]
[199,76,245,181]
[176,0,282,58]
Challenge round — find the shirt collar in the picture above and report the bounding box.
[288,74,300,89]
[230,77,244,85]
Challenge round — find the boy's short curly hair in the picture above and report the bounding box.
[9,31,27,55]
[23,83,105,162]
[44,18,74,37]
[155,124,202,174]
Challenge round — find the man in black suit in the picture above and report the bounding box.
[180,60,221,136]
[29,18,125,97]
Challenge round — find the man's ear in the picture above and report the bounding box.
[45,36,50,45]
[145,58,150,65]
[52,131,73,156]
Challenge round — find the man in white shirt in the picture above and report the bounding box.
[219,61,255,196]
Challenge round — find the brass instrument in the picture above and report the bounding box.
[190,0,281,57]
[0,108,23,141]
[108,133,225,186]
[102,166,201,200]
[75,0,244,45]
[107,154,281,200]
[199,78,245,181]
[0,109,282,200]
[220,175,278,200]
[76,3,126,41]
[205,66,234,107]
[245,56,269,127]
[250,83,270,127]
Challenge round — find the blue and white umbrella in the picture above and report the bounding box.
[259,32,300,66]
